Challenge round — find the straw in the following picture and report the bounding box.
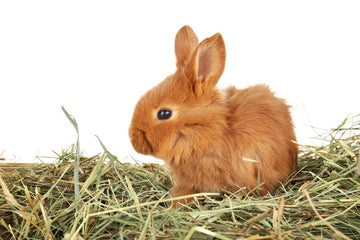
[0,114,359,239]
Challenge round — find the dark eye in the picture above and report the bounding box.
[157,109,172,120]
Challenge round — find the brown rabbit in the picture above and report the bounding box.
[129,25,298,206]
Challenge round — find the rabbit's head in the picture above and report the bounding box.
[129,25,228,164]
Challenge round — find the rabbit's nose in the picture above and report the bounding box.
[129,127,154,155]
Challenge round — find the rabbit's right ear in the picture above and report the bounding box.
[175,25,199,68]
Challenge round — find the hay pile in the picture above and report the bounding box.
[1,114,359,240]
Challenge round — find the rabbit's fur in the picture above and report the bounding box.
[129,26,298,205]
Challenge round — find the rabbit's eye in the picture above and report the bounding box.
[157,109,172,120]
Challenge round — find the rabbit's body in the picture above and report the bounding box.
[129,26,298,204]
[169,84,297,197]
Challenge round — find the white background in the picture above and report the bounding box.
[1,1,359,163]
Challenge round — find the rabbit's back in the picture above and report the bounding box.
[224,84,298,193]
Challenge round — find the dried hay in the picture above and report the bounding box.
[0,114,359,240]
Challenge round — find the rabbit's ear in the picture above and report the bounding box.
[175,25,199,68]
[186,33,226,95]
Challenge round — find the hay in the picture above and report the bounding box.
[1,114,359,240]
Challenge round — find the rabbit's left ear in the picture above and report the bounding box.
[185,33,226,96]
[175,25,199,69]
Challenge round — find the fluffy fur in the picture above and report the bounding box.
[129,25,298,206]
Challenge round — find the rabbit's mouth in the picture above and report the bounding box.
[129,127,154,155]
[140,130,154,154]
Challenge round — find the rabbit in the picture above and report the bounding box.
[129,25,298,206]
